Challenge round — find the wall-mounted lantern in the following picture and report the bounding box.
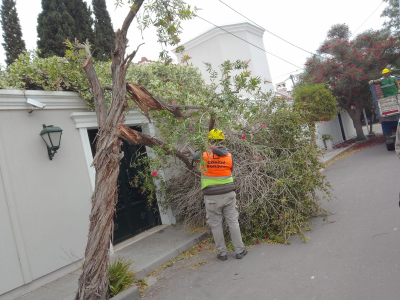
[40,124,63,160]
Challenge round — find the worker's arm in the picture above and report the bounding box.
[368,79,382,85]
[395,78,400,91]
[395,123,400,159]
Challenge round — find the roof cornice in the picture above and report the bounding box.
[177,22,265,52]
[0,90,88,110]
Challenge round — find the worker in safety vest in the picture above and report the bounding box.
[193,129,247,261]
[369,68,400,98]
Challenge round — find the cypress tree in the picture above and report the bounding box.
[1,0,26,66]
[92,0,114,61]
[37,0,74,57]
[65,0,94,44]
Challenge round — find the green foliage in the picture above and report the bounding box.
[293,83,337,124]
[163,98,331,244]
[65,0,94,44]
[37,0,75,58]
[108,257,135,297]
[0,51,95,109]
[301,24,400,139]
[381,0,400,33]
[135,0,198,62]
[0,54,331,244]
[0,0,26,66]
[93,0,115,61]
[322,134,333,141]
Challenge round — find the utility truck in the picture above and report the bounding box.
[369,75,400,151]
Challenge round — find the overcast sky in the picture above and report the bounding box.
[0,0,389,89]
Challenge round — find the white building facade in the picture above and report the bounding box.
[175,22,274,92]
[0,90,175,300]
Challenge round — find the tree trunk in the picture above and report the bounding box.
[344,106,365,140]
[369,108,375,134]
[75,2,145,299]
[75,129,124,300]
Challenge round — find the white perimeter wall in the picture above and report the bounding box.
[316,109,356,148]
[0,90,176,299]
[0,91,92,299]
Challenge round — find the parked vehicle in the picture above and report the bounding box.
[369,75,400,151]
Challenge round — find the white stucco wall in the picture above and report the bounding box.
[175,22,274,93]
[0,90,176,299]
[0,91,92,299]
[316,109,357,148]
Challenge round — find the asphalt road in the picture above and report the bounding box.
[143,143,400,300]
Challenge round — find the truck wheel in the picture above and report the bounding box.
[386,142,395,151]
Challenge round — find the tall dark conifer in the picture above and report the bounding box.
[37,0,74,57]
[1,0,26,66]
[65,0,94,44]
[92,0,114,61]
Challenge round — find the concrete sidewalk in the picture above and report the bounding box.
[16,225,208,300]
[319,144,355,165]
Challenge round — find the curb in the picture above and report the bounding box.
[111,230,209,299]
[134,230,209,279]
[322,143,358,165]
[111,286,141,300]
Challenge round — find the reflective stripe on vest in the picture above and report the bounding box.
[201,152,233,189]
[381,76,398,97]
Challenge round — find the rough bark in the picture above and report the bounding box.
[344,105,365,140]
[337,94,366,140]
[75,2,145,300]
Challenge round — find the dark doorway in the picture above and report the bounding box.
[87,127,161,244]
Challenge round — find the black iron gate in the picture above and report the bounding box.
[87,127,161,244]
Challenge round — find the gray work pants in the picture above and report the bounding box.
[204,191,245,255]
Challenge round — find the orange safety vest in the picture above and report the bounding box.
[201,151,233,189]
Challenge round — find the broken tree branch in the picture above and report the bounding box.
[126,83,204,121]
[118,125,196,171]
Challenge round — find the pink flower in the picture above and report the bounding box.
[151,171,158,177]
[257,239,261,243]
[262,124,266,128]
[172,101,177,104]
[241,135,246,139]
[199,244,202,248]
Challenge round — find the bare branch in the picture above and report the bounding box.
[209,113,216,131]
[118,125,196,171]
[124,43,145,68]
[73,40,107,126]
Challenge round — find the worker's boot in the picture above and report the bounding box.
[217,254,227,261]
[236,248,248,259]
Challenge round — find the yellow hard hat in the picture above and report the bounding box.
[207,129,225,140]
[382,68,390,74]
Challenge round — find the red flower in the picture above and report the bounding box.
[262,124,266,128]
[151,171,158,177]
[172,101,177,104]
[257,239,261,243]
[241,135,246,139]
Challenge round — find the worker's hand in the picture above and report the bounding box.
[368,80,373,85]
